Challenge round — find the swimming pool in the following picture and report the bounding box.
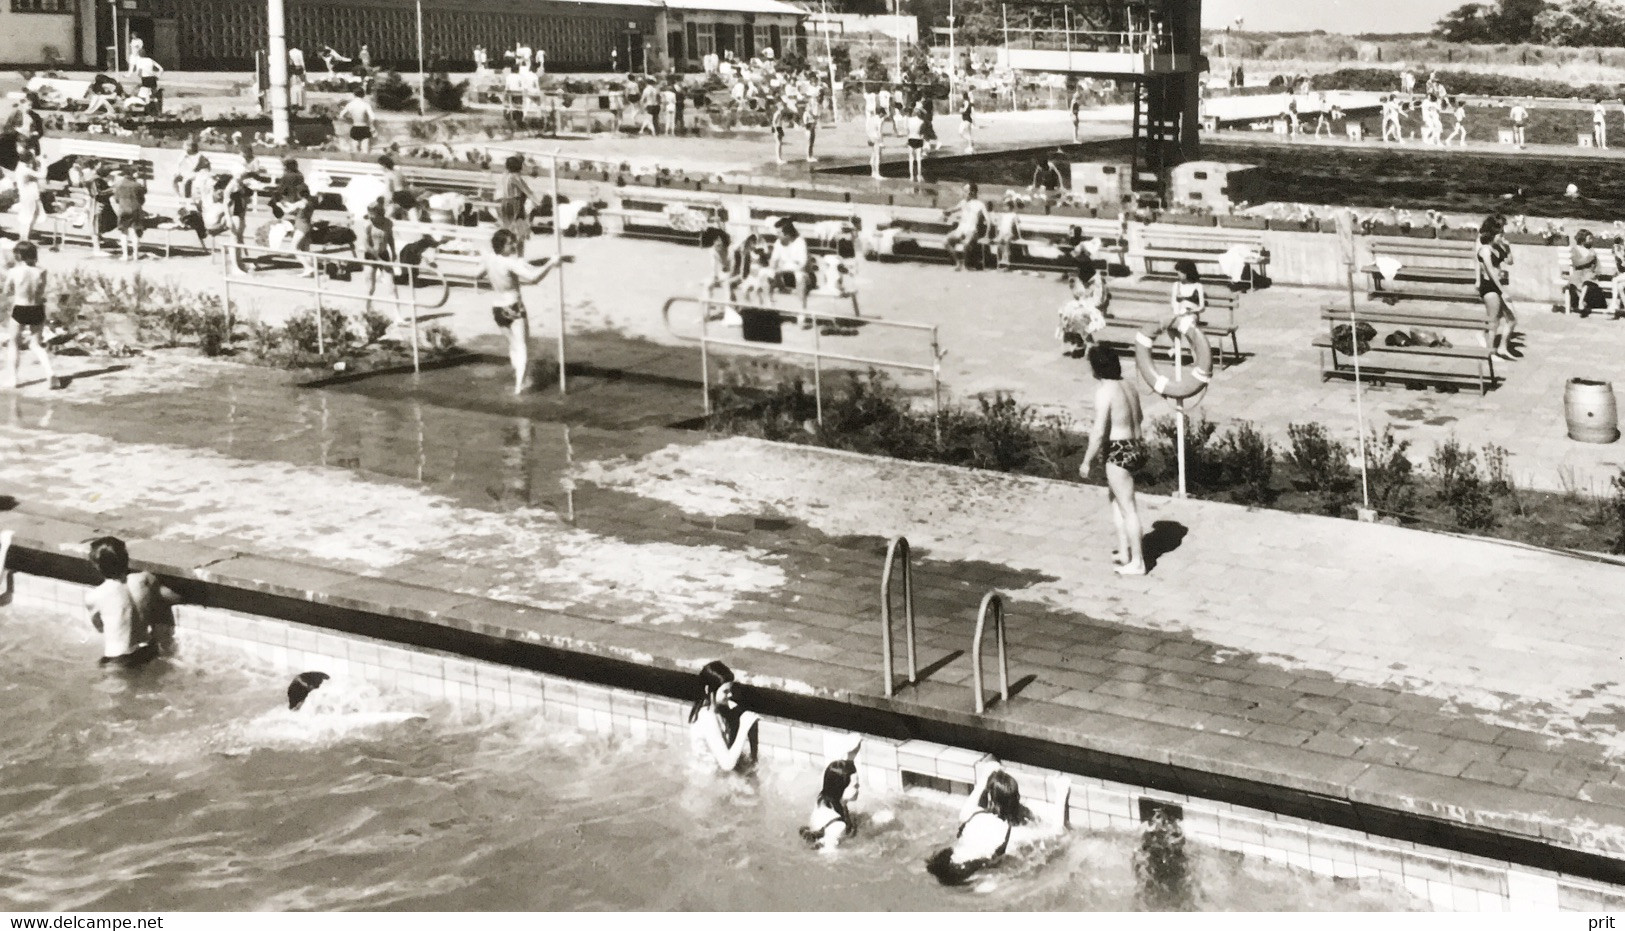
[0,603,1416,911]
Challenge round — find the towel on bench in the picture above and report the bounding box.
[1218,245,1253,283]
[1374,257,1404,282]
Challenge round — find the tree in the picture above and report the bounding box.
[1434,0,1555,42]
[1434,2,1493,41]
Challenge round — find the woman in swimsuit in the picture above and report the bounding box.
[481,228,562,395]
[801,759,859,850]
[1170,259,1206,325]
[1080,345,1147,576]
[925,762,1071,886]
[12,150,43,245]
[688,660,759,774]
[1477,222,1517,360]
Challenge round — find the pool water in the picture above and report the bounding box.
[889,136,1625,221]
[0,605,1417,911]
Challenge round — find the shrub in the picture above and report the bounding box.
[1216,421,1278,505]
[1362,426,1416,514]
[282,307,352,356]
[422,72,466,112]
[359,309,394,346]
[1481,443,1515,498]
[1285,422,1354,514]
[1610,470,1625,556]
[421,323,459,358]
[372,71,417,112]
[1151,414,1219,490]
[247,320,280,359]
[195,306,235,357]
[1314,66,1625,102]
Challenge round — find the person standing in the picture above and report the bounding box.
[1079,345,1147,576]
[109,165,147,262]
[1380,95,1402,143]
[660,82,678,136]
[1446,98,1468,146]
[3,242,59,391]
[865,97,884,180]
[1477,222,1517,360]
[770,97,793,164]
[1069,86,1083,143]
[11,150,43,246]
[1567,229,1601,315]
[1594,100,1608,150]
[493,154,535,250]
[802,100,818,163]
[360,198,399,319]
[1509,99,1528,148]
[638,80,659,135]
[877,84,894,135]
[339,87,376,154]
[959,90,976,153]
[905,102,926,183]
[358,43,373,73]
[481,228,563,395]
[943,183,988,271]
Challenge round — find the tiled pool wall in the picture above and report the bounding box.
[11,569,1624,914]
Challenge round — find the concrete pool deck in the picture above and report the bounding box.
[2,351,1625,887]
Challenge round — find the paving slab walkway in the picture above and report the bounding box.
[2,350,1625,879]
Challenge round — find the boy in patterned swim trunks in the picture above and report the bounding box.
[3,242,60,390]
[1079,345,1147,576]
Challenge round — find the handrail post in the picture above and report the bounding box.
[812,306,824,428]
[313,260,326,356]
[880,535,916,697]
[408,261,421,374]
[700,294,712,417]
[971,590,1009,714]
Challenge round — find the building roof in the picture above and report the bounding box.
[662,0,807,15]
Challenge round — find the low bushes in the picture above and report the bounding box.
[47,271,461,372]
[1314,66,1625,101]
[707,365,1625,555]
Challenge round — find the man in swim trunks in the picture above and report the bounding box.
[482,227,564,394]
[83,536,181,667]
[339,87,376,153]
[943,183,988,271]
[4,241,59,390]
[1079,345,1147,575]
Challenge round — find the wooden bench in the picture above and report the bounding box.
[306,159,383,199]
[54,139,153,184]
[1553,245,1623,316]
[1129,225,1269,284]
[1363,238,1480,303]
[1313,305,1498,395]
[999,214,1128,273]
[746,203,858,255]
[1093,283,1243,366]
[400,165,496,204]
[603,189,726,243]
[30,187,205,258]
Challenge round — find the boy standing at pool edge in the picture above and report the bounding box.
[84,536,182,667]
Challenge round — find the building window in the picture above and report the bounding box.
[753,24,771,56]
[693,21,715,57]
[12,0,71,13]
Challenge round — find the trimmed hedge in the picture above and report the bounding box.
[1314,67,1625,102]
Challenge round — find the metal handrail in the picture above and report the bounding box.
[880,535,917,698]
[221,242,455,373]
[660,295,944,431]
[971,590,1010,714]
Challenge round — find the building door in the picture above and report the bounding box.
[623,32,645,72]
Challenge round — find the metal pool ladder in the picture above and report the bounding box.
[972,591,1010,714]
[880,536,918,698]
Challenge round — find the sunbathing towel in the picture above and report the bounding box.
[1375,257,1404,282]
[808,220,848,245]
[1217,245,1252,283]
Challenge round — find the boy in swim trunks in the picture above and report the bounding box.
[1079,345,1147,576]
[3,242,60,390]
[83,536,181,668]
[110,167,146,262]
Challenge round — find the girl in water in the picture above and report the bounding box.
[926,762,1072,886]
[481,228,563,394]
[801,759,859,850]
[688,660,758,773]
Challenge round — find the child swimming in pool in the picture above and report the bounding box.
[689,660,759,773]
[83,536,181,668]
[801,758,861,850]
[926,761,1072,885]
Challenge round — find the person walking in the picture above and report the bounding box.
[3,242,59,391]
[11,150,43,245]
[1477,221,1518,360]
[959,90,976,153]
[127,51,165,110]
[339,87,376,154]
[1079,345,1147,576]
[1446,98,1468,146]
[905,102,926,183]
[481,228,564,395]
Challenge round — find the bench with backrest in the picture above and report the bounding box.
[746,202,858,255]
[1363,237,1480,303]
[400,165,496,204]
[1092,282,1243,366]
[1129,225,1269,284]
[603,188,727,243]
[53,139,153,187]
[306,158,384,198]
[1553,243,1623,316]
[1313,304,1497,394]
[998,213,1128,273]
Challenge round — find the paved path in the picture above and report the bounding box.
[2,349,1625,864]
[37,227,1625,496]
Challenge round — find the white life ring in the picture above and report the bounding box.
[1133,318,1213,400]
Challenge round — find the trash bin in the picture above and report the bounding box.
[1566,377,1621,443]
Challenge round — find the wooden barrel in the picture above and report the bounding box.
[1566,378,1621,444]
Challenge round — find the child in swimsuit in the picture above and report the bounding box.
[925,763,1071,885]
[4,242,60,390]
[688,660,759,773]
[801,759,860,850]
[83,536,181,668]
[1080,345,1148,575]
